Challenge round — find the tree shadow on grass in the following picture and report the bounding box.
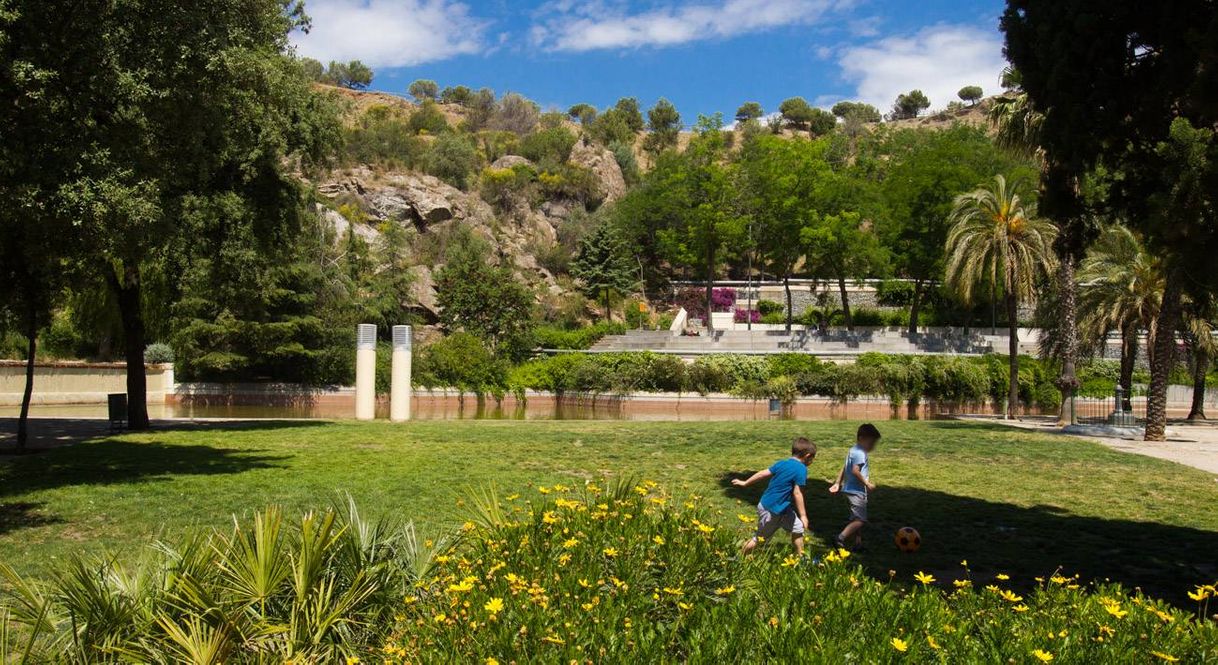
[0,438,289,499]
[1,417,332,455]
[718,471,1218,607]
[0,501,63,536]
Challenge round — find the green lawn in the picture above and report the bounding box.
[2,420,1216,605]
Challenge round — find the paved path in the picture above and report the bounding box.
[960,416,1218,475]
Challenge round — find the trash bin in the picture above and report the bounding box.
[107,393,128,432]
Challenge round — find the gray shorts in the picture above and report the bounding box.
[755,502,805,539]
[845,492,868,522]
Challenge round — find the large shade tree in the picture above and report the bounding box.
[945,175,1057,417]
[1002,0,1218,440]
[1,0,337,429]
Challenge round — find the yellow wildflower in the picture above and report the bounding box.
[999,589,1023,603]
[581,602,595,611]
[1187,588,1209,602]
[953,579,972,589]
[346,658,360,665]
[678,601,693,611]
[578,578,592,588]
[653,535,665,545]
[603,547,618,557]
[1032,649,1054,662]
[562,538,579,548]
[538,486,551,494]
[996,573,1010,580]
[1102,600,1128,619]
[662,586,684,596]
[484,597,504,614]
[781,556,799,568]
[433,613,447,623]
[486,659,500,665]
[1151,652,1180,662]
[557,553,571,565]
[926,635,940,650]
[914,571,936,585]
[768,616,779,627]
[1013,604,1029,613]
[542,511,560,525]
[715,585,736,595]
[696,523,716,533]
[737,513,754,523]
[891,637,908,652]
[541,635,565,645]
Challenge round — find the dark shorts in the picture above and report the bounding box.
[845,492,868,522]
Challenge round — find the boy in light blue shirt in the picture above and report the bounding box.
[829,423,881,551]
[733,437,816,557]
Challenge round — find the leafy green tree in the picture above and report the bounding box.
[407,99,450,135]
[957,85,984,106]
[945,175,1057,418]
[435,233,535,359]
[802,212,887,331]
[735,101,764,123]
[778,97,815,131]
[567,103,597,125]
[589,108,636,146]
[831,101,881,123]
[440,85,473,105]
[890,90,930,119]
[408,79,439,101]
[807,108,837,137]
[327,60,373,89]
[0,0,339,428]
[571,223,638,320]
[1002,1,1218,439]
[614,97,645,132]
[426,133,480,189]
[300,57,325,82]
[643,98,681,156]
[519,126,577,167]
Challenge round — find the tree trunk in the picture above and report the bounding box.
[837,276,852,331]
[603,288,611,322]
[1187,347,1209,421]
[1055,256,1079,426]
[1006,292,1020,419]
[1119,323,1137,411]
[110,265,151,430]
[907,279,924,337]
[1144,272,1182,441]
[704,245,715,332]
[783,274,793,332]
[17,316,37,453]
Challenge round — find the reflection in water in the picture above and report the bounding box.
[0,395,1035,422]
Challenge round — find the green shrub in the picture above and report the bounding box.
[875,279,916,306]
[425,133,480,189]
[144,342,174,364]
[760,311,786,325]
[414,332,508,398]
[0,501,439,662]
[519,126,577,167]
[766,353,824,379]
[533,322,627,350]
[407,99,450,135]
[692,354,769,390]
[850,308,885,327]
[756,299,784,316]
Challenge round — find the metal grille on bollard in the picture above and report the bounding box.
[390,325,412,422]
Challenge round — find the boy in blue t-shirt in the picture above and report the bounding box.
[732,437,817,556]
[829,423,881,551]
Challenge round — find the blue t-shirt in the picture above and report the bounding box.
[841,445,869,496]
[759,457,808,514]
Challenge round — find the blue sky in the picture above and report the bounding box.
[292,0,1009,123]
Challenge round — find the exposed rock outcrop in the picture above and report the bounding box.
[569,140,627,203]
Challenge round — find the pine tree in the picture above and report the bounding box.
[571,224,638,321]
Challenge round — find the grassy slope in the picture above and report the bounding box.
[2,420,1215,604]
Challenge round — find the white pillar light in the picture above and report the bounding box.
[390,325,412,422]
[355,324,377,420]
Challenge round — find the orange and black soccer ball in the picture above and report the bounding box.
[895,527,921,553]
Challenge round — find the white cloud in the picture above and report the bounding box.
[291,0,487,68]
[532,0,837,51]
[836,23,1005,113]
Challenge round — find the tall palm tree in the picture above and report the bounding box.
[988,66,1091,425]
[1076,225,1163,409]
[946,175,1058,418]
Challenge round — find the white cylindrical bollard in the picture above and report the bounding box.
[390,325,412,422]
[355,324,377,420]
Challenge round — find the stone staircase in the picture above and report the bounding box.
[587,327,1038,360]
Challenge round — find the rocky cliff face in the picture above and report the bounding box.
[314,152,625,321]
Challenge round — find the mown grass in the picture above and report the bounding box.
[1,420,1216,605]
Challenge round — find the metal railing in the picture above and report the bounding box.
[1074,387,1144,426]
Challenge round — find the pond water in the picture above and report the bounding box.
[1,395,1037,421]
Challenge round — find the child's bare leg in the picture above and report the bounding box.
[837,520,864,546]
[792,533,804,557]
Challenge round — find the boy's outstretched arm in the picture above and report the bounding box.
[731,469,772,488]
[792,484,808,531]
[829,466,844,493]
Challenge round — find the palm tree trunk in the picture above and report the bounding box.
[1145,272,1182,441]
[907,278,924,336]
[1055,256,1079,426]
[1006,292,1020,419]
[1119,323,1137,411]
[783,274,793,332]
[704,244,715,332]
[1187,347,1209,420]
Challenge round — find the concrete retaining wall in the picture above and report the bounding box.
[0,360,174,406]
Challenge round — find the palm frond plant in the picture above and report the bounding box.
[1179,304,1217,420]
[1076,225,1164,409]
[946,175,1057,417]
